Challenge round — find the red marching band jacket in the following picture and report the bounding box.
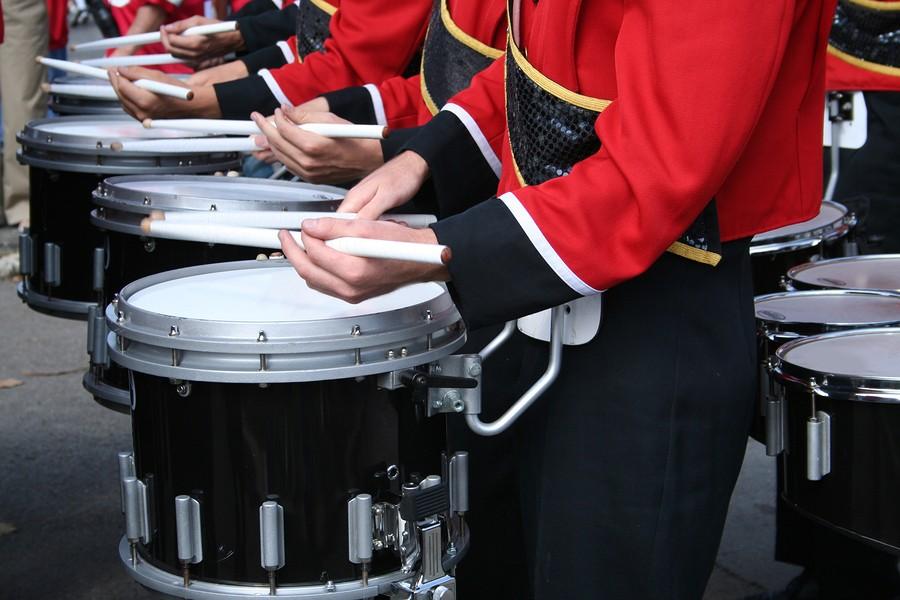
[260,0,432,107]
[106,0,206,73]
[419,0,837,327]
[827,0,900,91]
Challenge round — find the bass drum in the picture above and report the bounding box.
[107,260,468,597]
[775,329,900,554]
[84,175,346,414]
[750,200,854,295]
[16,116,240,319]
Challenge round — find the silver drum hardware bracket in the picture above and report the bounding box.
[43,242,61,287]
[807,410,832,481]
[174,495,203,587]
[122,476,151,565]
[259,500,286,595]
[18,231,34,275]
[347,493,373,585]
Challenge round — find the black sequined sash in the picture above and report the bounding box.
[295,0,335,59]
[420,0,504,115]
[830,0,900,74]
[504,25,721,266]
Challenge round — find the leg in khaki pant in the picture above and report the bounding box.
[0,0,48,227]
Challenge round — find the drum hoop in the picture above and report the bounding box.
[749,200,849,251]
[755,289,900,329]
[94,175,346,215]
[106,260,466,382]
[17,280,94,320]
[786,254,900,291]
[775,327,900,402]
[19,115,217,148]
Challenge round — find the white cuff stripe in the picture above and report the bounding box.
[276,41,294,65]
[271,0,283,7]
[441,103,501,177]
[499,192,600,296]
[258,69,293,107]
[363,84,388,127]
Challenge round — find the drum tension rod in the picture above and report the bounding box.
[398,370,478,390]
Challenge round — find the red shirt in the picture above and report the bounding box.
[107,0,206,73]
[263,0,433,106]
[445,0,835,293]
[47,0,69,50]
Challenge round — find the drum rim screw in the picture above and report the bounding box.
[386,349,395,360]
[350,324,361,336]
[386,464,399,480]
[400,347,408,357]
[209,204,217,211]
[143,196,151,206]
[423,309,433,321]
[257,331,267,343]
[325,581,336,592]
[169,325,179,337]
[175,381,191,397]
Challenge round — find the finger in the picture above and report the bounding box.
[274,107,327,153]
[288,109,349,126]
[356,191,398,221]
[279,230,356,298]
[338,177,380,213]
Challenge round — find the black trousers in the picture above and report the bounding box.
[452,238,756,599]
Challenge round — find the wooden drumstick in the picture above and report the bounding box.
[36,57,193,100]
[147,210,437,229]
[142,118,389,139]
[70,21,238,52]
[139,219,451,265]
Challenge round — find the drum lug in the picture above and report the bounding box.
[123,475,151,564]
[117,451,136,514]
[92,247,105,292]
[348,493,374,585]
[448,452,468,516]
[765,397,785,456]
[17,231,33,276]
[807,410,832,481]
[89,306,109,367]
[259,501,285,595]
[43,242,61,287]
[174,495,203,587]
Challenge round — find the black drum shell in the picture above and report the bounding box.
[778,383,900,554]
[752,242,845,296]
[130,371,445,585]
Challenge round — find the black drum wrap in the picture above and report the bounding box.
[130,372,445,584]
[420,0,500,115]
[503,27,721,264]
[830,0,900,70]
[295,0,334,59]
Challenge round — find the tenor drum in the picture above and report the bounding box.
[107,260,467,597]
[16,116,240,319]
[786,254,900,293]
[750,200,853,294]
[775,329,900,553]
[84,175,346,413]
[47,76,124,115]
[753,290,900,450]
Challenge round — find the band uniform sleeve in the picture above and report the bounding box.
[321,86,378,124]
[375,75,426,130]
[266,0,432,106]
[213,74,281,118]
[435,0,811,327]
[236,3,298,53]
[240,44,290,73]
[233,0,278,19]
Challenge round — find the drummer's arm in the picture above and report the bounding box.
[111,4,167,57]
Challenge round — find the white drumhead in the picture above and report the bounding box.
[791,256,900,292]
[755,292,900,326]
[115,178,344,201]
[753,202,845,243]
[781,330,900,379]
[34,120,204,140]
[130,266,445,322]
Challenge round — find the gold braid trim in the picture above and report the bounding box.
[308,0,337,16]
[828,44,900,77]
[842,0,900,11]
[667,241,722,266]
[440,0,504,59]
[420,53,440,116]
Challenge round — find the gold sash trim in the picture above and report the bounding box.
[828,44,900,78]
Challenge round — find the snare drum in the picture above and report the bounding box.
[107,260,467,597]
[750,200,853,294]
[775,328,900,553]
[754,290,900,452]
[47,76,124,116]
[85,175,345,413]
[16,116,240,319]
[786,254,900,293]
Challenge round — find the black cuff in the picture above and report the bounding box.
[401,111,498,219]
[213,75,280,119]
[233,0,277,19]
[432,198,576,329]
[322,86,377,125]
[381,127,421,162]
[237,4,298,53]
[240,45,289,73]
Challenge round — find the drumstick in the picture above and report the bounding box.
[41,83,119,100]
[70,21,238,51]
[140,219,451,265]
[148,210,437,229]
[110,137,260,153]
[81,53,187,68]
[142,118,388,139]
[36,57,193,100]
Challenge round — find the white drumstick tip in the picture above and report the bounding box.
[110,142,124,152]
[148,210,166,221]
[140,217,153,234]
[142,118,153,129]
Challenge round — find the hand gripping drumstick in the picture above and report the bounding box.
[142,118,388,139]
[71,21,238,52]
[140,219,451,265]
[81,54,187,68]
[148,210,437,230]
[36,57,193,100]
[41,83,119,100]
